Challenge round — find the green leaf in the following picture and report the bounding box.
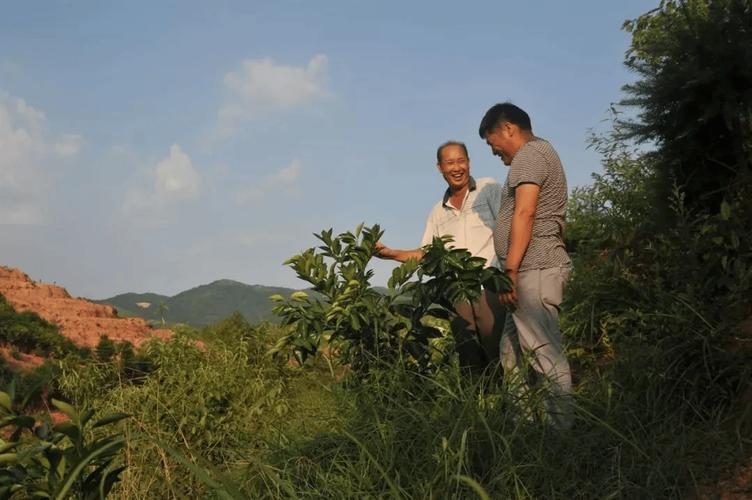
[419,314,452,336]
[52,422,80,442]
[455,475,491,500]
[93,413,131,429]
[50,400,79,423]
[99,465,127,498]
[80,409,95,427]
[0,392,11,413]
[0,441,17,454]
[720,200,731,220]
[53,436,125,500]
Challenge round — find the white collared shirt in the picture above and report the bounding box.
[421,176,503,268]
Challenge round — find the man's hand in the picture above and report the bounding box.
[374,242,423,263]
[500,269,518,306]
[375,241,392,259]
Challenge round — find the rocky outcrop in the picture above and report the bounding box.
[0,266,171,348]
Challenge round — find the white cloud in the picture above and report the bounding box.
[236,158,302,205]
[0,90,82,224]
[54,134,83,157]
[154,144,201,201]
[123,144,201,217]
[218,54,329,135]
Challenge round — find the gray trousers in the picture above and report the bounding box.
[501,266,572,427]
[451,290,506,371]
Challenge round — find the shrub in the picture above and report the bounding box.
[56,332,293,498]
[0,294,85,358]
[271,224,509,376]
[0,390,129,498]
[96,335,117,362]
[565,135,752,419]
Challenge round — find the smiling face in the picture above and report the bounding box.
[437,144,470,192]
[484,122,516,166]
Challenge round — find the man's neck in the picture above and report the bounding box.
[447,184,469,208]
[510,131,535,162]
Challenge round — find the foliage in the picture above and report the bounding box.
[197,311,276,353]
[95,336,117,362]
[0,390,128,499]
[4,2,752,497]
[230,359,745,499]
[56,329,293,498]
[620,0,752,212]
[0,294,86,358]
[156,301,168,327]
[271,224,510,375]
[568,122,660,251]
[566,133,752,418]
[57,340,153,408]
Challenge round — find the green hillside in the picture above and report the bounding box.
[97,280,297,327]
[98,292,170,320]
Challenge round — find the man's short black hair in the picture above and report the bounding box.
[478,102,532,138]
[436,141,469,164]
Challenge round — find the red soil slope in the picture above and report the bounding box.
[0,266,171,348]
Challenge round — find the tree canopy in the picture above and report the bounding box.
[620,0,752,213]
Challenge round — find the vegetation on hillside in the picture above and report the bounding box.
[1,0,750,497]
[0,294,85,358]
[98,281,297,327]
[619,0,752,214]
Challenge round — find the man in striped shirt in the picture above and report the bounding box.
[479,102,573,428]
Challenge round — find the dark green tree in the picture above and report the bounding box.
[619,0,752,213]
[157,301,169,326]
[96,334,117,361]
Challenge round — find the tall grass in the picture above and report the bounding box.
[47,297,750,499]
[228,354,746,499]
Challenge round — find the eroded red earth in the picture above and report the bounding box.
[0,266,171,350]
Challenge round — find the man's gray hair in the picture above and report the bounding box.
[436,141,469,164]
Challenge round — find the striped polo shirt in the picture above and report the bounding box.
[493,137,570,271]
[421,176,503,268]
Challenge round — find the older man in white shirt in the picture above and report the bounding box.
[377,141,505,370]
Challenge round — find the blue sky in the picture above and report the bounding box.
[0,0,656,298]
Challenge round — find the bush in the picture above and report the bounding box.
[272,224,509,376]
[619,0,752,213]
[57,331,293,498]
[565,134,752,419]
[0,294,85,358]
[0,390,129,498]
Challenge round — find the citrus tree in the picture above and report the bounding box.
[271,224,510,375]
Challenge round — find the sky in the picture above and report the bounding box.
[0,0,657,299]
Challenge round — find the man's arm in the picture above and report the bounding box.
[375,242,424,262]
[501,182,540,305]
[376,204,437,262]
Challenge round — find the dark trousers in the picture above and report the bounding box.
[451,290,506,371]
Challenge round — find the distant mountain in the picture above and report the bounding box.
[99,292,170,320]
[97,279,297,327]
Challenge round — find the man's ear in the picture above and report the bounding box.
[505,121,516,137]
[436,163,442,173]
